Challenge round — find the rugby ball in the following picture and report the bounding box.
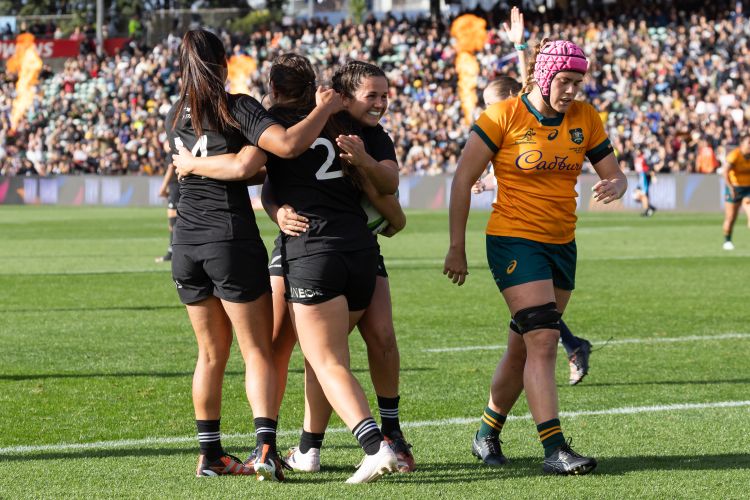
[361,196,389,235]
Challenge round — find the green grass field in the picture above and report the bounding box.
[1,206,749,498]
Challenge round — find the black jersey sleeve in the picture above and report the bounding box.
[232,94,280,146]
[363,125,397,163]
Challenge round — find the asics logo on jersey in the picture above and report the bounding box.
[515,150,583,171]
[289,287,324,299]
[548,129,559,140]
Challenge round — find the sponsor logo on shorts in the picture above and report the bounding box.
[174,280,183,289]
[506,260,517,274]
[289,287,324,299]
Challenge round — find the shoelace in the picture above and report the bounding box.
[560,438,584,459]
[482,436,502,455]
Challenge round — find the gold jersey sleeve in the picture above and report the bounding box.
[727,148,750,186]
[472,95,611,244]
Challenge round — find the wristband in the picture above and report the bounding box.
[514,43,528,51]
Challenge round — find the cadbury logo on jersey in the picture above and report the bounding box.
[569,128,584,144]
[515,150,583,171]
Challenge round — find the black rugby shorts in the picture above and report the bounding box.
[172,239,271,304]
[284,248,378,311]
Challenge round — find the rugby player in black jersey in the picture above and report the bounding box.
[172,54,402,483]
[165,30,342,481]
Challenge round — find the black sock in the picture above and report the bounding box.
[196,419,224,461]
[725,233,733,243]
[559,319,582,356]
[377,395,401,437]
[352,417,383,455]
[254,417,277,452]
[299,430,325,453]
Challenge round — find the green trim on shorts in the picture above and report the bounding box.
[725,185,750,204]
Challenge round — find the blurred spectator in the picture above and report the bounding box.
[696,138,720,173]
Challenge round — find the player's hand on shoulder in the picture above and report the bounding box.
[173,145,195,179]
[316,86,344,113]
[277,204,309,237]
[471,178,485,194]
[443,247,469,286]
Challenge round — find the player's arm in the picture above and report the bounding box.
[336,134,399,194]
[158,163,175,197]
[172,145,267,181]
[260,177,309,236]
[503,6,528,82]
[444,132,495,286]
[591,152,627,204]
[361,176,405,237]
[257,87,343,158]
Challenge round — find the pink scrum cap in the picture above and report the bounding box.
[533,40,588,98]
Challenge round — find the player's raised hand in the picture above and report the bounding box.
[277,204,309,236]
[503,6,525,46]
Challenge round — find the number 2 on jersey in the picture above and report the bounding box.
[312,138,343,180]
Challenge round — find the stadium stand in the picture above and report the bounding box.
[0,0,747,177]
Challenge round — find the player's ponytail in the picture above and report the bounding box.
[521,38,548,95]
[173,29,239,137]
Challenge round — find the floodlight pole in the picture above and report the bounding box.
[96,0,104,57]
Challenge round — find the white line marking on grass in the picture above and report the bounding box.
[2,400,749,456]
[423,332,750,353]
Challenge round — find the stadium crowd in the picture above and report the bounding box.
[0,0,747,177]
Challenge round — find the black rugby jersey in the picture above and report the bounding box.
[266,118,397,259]
[166,93,277,244]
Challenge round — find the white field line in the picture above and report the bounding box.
[423,332,750,353]
[2,400,749,456]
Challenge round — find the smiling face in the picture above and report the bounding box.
[549,71,585,113]
[344,76,389,127]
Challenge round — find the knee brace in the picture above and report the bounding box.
[512,302,561,334]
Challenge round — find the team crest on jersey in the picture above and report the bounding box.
[569,128,584,144]
[514,128,537,145]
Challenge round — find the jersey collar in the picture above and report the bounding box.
[521,93,564,126]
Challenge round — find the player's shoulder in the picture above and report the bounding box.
[363,123,392,140]
[485,96,521,118]
[228,92,263,113]
[569,99,599,119]
[727,147,741,162]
